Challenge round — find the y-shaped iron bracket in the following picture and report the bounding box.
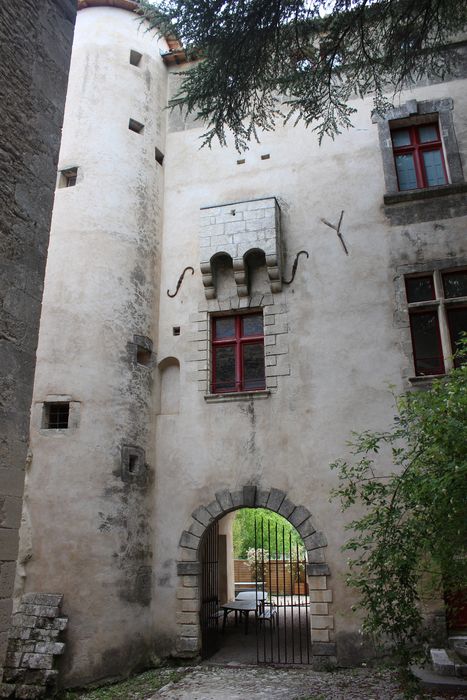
[321,210,349,255]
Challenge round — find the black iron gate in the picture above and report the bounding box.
[200,519,219,658]
[254,516,311,664]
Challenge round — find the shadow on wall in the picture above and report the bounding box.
[158,357,180,414]
[210,249,270,300]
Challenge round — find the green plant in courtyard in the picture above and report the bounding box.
[331,335,467,664]
[233,508,304,559]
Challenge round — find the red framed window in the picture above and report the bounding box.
[405,270,467,376]
[391,123,447,191]
[211,313,265,393]
[405,274,444,376]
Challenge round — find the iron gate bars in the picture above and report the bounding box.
[255,516,311,665]
[200,519,220,659]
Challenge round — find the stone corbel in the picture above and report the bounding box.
[266,253,282,294]
[233,257,249,297]
[200,261,216,300]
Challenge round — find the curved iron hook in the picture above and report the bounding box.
[282,250,309,285]
[167,266,195,298]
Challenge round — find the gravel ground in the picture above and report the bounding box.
[149,665,467,700]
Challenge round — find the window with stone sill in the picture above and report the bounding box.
[211,312,265,394]
[392,122,447,191]
[373,98,465,201]
[406,268,467,377]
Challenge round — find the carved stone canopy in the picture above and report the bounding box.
[199,197,282,299]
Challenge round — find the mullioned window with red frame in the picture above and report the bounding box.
[211,313,265,393]
[392,122,448,191]
[405,269,467,376]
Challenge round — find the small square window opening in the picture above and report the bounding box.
[59,167,78,188]
[43,402,70,429]
[129,50,142,66]
[173,326,180,336]
[129,118,144,134]
[261,154,270,160]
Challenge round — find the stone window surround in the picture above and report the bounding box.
[175,484,335,660]
[394,257,467,385]
[186,292,290,397]
[33,395,81,435]
[373,98,465,203]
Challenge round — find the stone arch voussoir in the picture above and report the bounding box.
[175,484,336,661]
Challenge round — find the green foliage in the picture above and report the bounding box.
[233,508,304,559]
[139,0,467,149]
[331,336,467,662]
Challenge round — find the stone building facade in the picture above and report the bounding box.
[0,0,76,673]
[14,0,467,687]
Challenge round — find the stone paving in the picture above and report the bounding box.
[149,664,467,700]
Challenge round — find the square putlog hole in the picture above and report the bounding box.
[129,118,144,134]
[130,49,142,66]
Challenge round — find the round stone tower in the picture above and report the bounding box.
[18,1,168,684]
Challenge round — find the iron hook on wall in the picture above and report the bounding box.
[282,250,309,285]
[167,266,195,298]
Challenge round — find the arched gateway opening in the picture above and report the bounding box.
[176,485,336,664]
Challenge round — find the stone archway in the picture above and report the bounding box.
[175,485,336,661]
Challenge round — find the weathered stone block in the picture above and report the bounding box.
[177,562,201,576]
[288,506,311,528]
[0,562,16,599]
[215,489,233,512]
[303,531,327,551]
[21,594,63,608]
[255,489,270,508]
[176,587,199,600]
[15,686,43,699]
[243,485,256,507]
[311,629,330,642]
[176,636,199,652]
[312,642,337,656]
[267,488,286,512]
[297,518,316,539]
[0,530,19,560]
[307,563,330,577]
[33,641,64,655]
[230,490,243,508]
[206,500,222,518]
[308,576,327,590]
[310,603,329,615]
[188,520,205,538]
[309,589,333,603]
[21,653,53,670]
[5,651,23,668]
[176,612,198,625]
[182,576,198,588]
[0,683,15,698]
[179,531,200,550]
[19,605,59,619]
[52,617,67,631]
[277,498,295,519]
[312,615,334,630]
[176,599,198,613]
